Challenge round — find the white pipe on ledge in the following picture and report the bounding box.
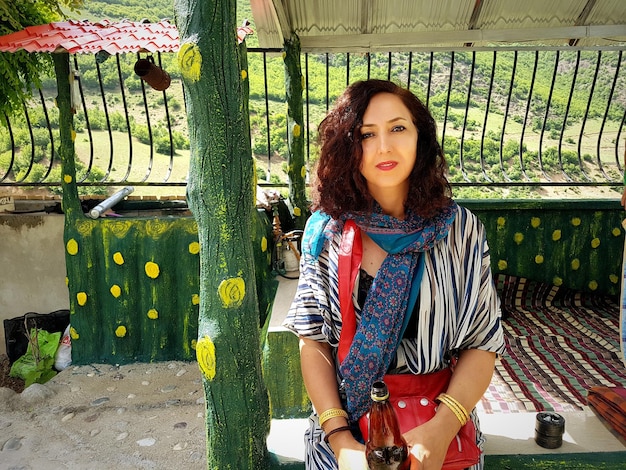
[88,186,134,219]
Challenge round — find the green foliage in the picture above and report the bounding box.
[72,0,174,23]
[0,0,83,118]
[9,328,61,387]
[3,0,624,201]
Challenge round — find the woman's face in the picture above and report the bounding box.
[359,92,418,201]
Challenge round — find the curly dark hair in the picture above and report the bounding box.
[312,79,451,219]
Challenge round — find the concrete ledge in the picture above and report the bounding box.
[268,418,308,469]
[266,410,626,468]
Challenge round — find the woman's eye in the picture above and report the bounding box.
[392,125,406,132]
[361,132,374,140]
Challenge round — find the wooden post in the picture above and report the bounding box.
[174,0,270,468]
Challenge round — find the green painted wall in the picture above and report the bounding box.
[60,198,623,419]
[66,210,275,365]
[462,199,624,297]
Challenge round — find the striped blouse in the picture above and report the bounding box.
[283,205,506,469]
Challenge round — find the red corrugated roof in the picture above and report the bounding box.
[0,19,253,54]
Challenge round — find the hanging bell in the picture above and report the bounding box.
[134,56,171,91]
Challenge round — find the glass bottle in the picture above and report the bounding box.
[365,380,410,470]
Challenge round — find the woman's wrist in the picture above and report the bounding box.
[326,427,360,454]
[324,424,352,443]
[429,411,463,447]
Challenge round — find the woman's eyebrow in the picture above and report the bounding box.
[361,116,409,128]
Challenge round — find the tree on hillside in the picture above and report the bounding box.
[0,0,82,119]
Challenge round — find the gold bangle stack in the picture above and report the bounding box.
[318,407,348,427]
[436,393,470,426]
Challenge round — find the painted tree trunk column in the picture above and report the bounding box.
[53,52,81,220]
[174,0,270,468]
[283,35,308,229]
[54,52,86,351]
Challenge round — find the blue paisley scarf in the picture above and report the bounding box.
[304,201,458,421]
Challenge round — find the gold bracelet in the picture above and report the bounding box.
[436,393,469,426]
[438,393,470,423]
[437,395,467,426]
[437,393,470,422]
[318,408,348,427]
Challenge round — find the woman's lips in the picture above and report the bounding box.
[376,161,398,170]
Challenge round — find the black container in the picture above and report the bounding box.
[4,310,70,365]
[535,412,565,449]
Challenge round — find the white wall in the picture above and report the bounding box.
[0,214,69,355]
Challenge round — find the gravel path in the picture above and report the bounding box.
[0,362,207,470]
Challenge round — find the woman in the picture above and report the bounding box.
[283,79,505,470]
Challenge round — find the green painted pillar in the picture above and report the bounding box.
[53,52,81,219]
[54,52,86,353]
[283,35,308,229]
[174,0,270,468]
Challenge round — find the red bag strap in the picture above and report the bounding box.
[337,220,362,363]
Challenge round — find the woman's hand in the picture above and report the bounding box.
[403,418,456,470]
[328,431,367,470]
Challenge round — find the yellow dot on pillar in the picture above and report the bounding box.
[571,259,580,270]
[178,42,202,82]
[115,325,127,337]
[588,280,598,291]
[113,252,124,265]
[301,166,307,178]
[69,326,79,340]
[293,207,301,217]
[66,238,79,255]
[71,129,76,141]
[535,255,544,264]
[110,284,121,298]
[591,238,600,249]
[497,217,505,228]
[192,294,200,305]
[145,261,160,279]
[571,217,581,227]
[261,237,268,253]
[552,230,561,241]
[147,308,159,320]
[553,277,563,286]
[188,241,200,254]
[497,260,508,270]
[190,339,197,350]
[196,335,216,380]
[241,69,247,80]
[64,174,72,184]
[531,217,541,228]
[65,277,69,286]
[282,51,286,60]
[610,274,619,284]
[513,232,524,244]
[218,277,245,308]
[612,227,622,237]
[77,292,87,306]
[293,123,301,137]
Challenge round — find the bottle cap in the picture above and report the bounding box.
[371,380,389,401]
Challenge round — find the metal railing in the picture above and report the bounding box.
[1,47,624,198]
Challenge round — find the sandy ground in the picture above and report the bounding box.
[0,362,207,470]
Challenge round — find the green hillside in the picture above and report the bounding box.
[2,0,623,200]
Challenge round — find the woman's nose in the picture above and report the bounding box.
[377,134,391,153]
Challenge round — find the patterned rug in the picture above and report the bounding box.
[478,275,626,414]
